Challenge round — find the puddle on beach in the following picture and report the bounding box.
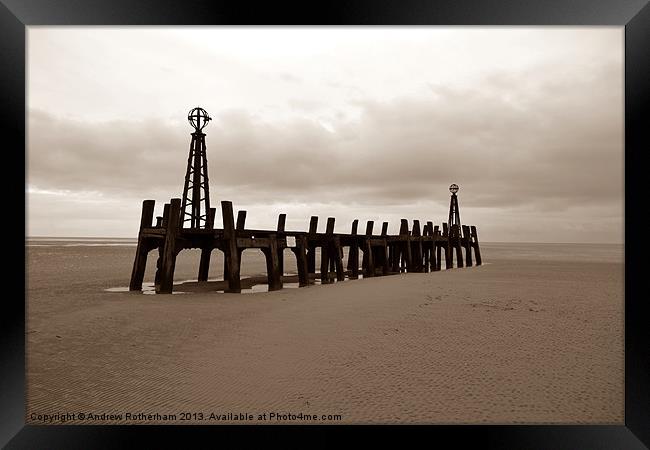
[104,273,366,295]
[104,283,186,295]
[104,269,503,296]
[216,282,300,294]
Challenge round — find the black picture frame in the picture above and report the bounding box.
[2,0,648,448]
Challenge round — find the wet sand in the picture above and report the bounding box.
[26,243,624,424]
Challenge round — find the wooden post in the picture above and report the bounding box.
[443,222,452,269]
[333,237,345,281]
[293,235,310,287]
[277,214,286,233]
[363,221,375,277]
[198,248,212,282]
[379,221,390,274]
[471,226,482,265]
[157,198,181,294]
[307,216,318,274]
[236,210,247,231]
[412,220,423,272]
[320,217,335,284]
[207,207,216,229]
[427,221,435,272]
[429,222,438,272]
[154,246,163,291]
[129,200,155,291]
[348,219,359,279]
[434,225,442,271]
[327,216,336,276]
[223,251,229,282]
[462,225,473,267]
[222,201,241,293]
[399,219,412,272]
[453,225,464,268]
[161,203,170,228]
[422,222,430,273]
[277,213,286,276]
[265,234,283,291]
[320,243,330,283]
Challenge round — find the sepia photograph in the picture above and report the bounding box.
[25,26,624,425]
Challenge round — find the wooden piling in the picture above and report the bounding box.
[433,225,441,271]
[429,222,436,271]
[207,207,216,229]
[333,236,345,281]
[162,203,170,228]
[319,218,333,283]
[265,234,283,291]
[129,200,155,291]
[236,210,247,231]
[452,224,464,268]
[277,214,286,232]
[462,225,473,267]
[423,222,431,273]
[442,222,452,269]
[399,219,412,272]
[277,214,286,275]
[348,219,359,279]
[222,201,241,293]
[198,199,217,282]
[412,220,424,272]
[471,226,482,265]
[363,221,375,277]
[293,235,310,287]
[198,248,212,282]
[157,198,181,294]
[307,216,318,274]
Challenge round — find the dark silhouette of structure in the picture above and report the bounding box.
[181,107,211,229]
[129,108,483,294]
[448,183,461,229]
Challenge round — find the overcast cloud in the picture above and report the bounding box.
[27,27,623,242]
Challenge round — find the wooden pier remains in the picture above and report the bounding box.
[129,108,483,294]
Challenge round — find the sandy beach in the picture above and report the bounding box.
[26,241,624,424]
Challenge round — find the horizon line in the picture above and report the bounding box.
[25,235,624,245]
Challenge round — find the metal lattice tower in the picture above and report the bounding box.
[448,183,462,236]
[181,107,212,229]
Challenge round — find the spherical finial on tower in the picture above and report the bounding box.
[188,107,211,132]
[449,183,459,194]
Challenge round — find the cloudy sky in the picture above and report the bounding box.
[27,27,623,242]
